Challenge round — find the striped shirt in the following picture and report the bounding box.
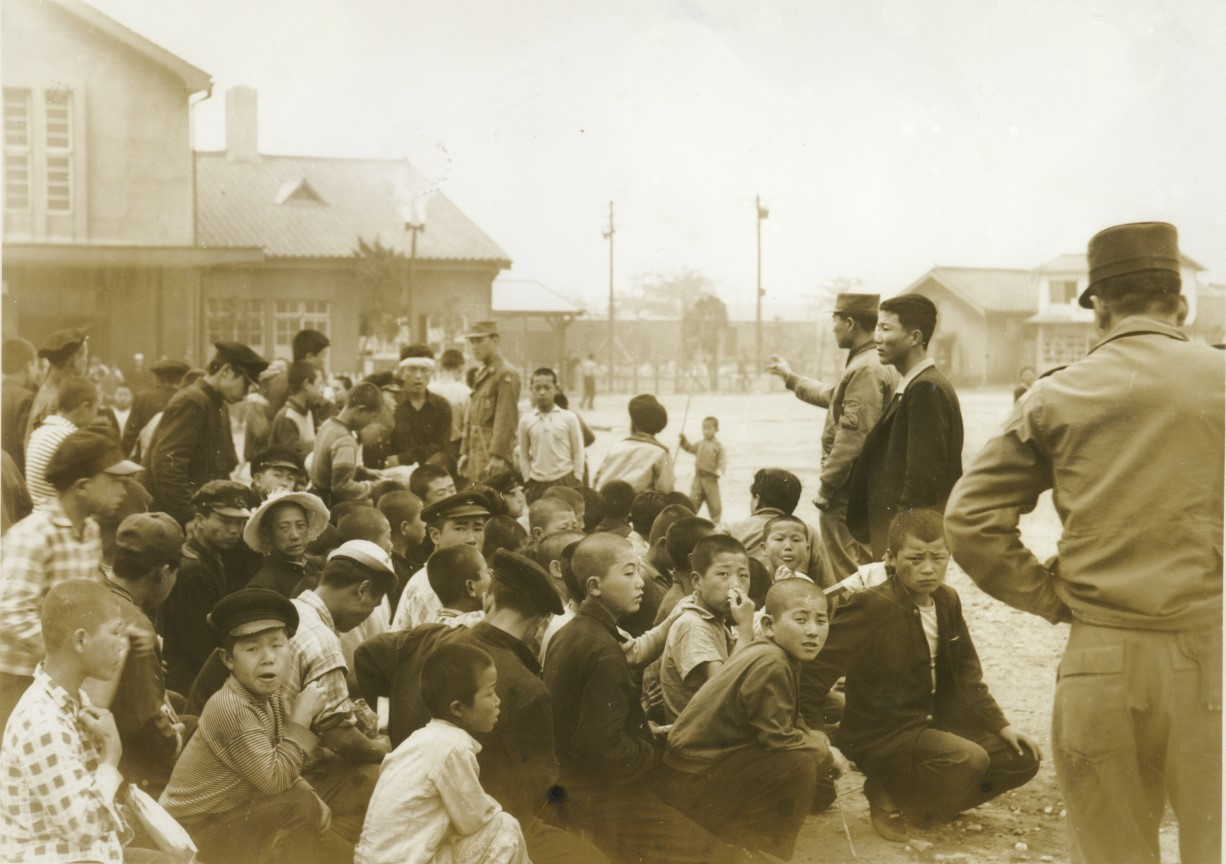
[309,417,370,503]
[25,415,77,509]
[0,501,102,676]
[1,665,127,864]
[159,675,317,819]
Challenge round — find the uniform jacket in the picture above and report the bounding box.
[392,392,452,467]
[354,621,559,824]
[542,600,658,790]
[787,342,899,501]
[946,317,1225,631]
[124,383,176,455]
[461,355,521,476]
[160,534,244,695]
[809,578,1007,759]
[847,363,963,556]
[145,380,238,525]
[1,375,34,468]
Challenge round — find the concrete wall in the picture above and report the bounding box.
[1,0,196,245]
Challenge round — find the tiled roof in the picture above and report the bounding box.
[195,153,511,264]
[492,278,583,316]
[902,266,1037,314]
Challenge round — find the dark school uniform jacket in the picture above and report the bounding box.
[392,392,452,467]
[809,578,1008,760]
[847,363,963,557]
[542,600,659,790]
[160,534,245,695]
[124,382,176,455]
[145,380,238,525]
[355,622,559,824]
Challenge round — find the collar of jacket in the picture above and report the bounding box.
[472,621,542,675]
[845,340,877,365]
[577,597,624,640]
[1089,315,1188,356]
[183,531,222,567]
[196,379,223,407]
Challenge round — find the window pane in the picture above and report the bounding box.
[3,89,30,148]
[206,298,266,354]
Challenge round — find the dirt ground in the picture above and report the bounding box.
[579,383,1184,864]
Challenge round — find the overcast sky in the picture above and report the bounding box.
[91,0,1226,315]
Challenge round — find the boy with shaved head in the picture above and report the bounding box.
[663,579,845,859]
[542,533,749,864]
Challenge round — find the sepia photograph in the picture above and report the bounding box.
[1,1,1223,862]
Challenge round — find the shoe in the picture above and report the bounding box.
[864,778,908,843]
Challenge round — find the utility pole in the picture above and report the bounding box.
[755,195,769,378]
[603,201,615,392]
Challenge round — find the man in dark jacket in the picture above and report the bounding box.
[847,293,963,559]
[388,344,451,469]
[124,358,189,457]
[810,510,1040,841]
[1,337,38,469]
[355,550,607,864]
[145,342,268,525]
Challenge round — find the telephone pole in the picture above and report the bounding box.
[603,201,615,392]
[755,195,769,377]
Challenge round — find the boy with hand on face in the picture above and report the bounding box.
[809,510,1041,842]
[763,514,814,583]
[662,579,847,860]
[658,534,755,723]
[160,588,336,864]
[356,643,529,864]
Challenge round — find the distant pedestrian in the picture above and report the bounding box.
[847,294,963,560]
[678,415,726,522]
[1012,365,1036,402]
[518,367,584,502]
[24,327,88,449]
[146,342,269,525]
[580,353,598,409]
[459,321,521,483]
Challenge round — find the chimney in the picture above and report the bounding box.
[225,86,259,162]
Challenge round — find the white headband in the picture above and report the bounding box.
[398,357,436,371]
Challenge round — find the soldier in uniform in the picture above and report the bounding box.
[945,222,1223,864]
[766,292,900,579]
[459,321,521,484]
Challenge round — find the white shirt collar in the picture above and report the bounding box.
[895,357,935,394]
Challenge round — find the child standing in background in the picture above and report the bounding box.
[678,416,725,523]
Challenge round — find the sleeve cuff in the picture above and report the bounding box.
[784,373,798,391]
[284,721,320,754]
[95,763,124,802]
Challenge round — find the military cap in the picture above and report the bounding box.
[484,470,524,495]
[115,512,184,560]
[191,480,257,518]
[208,587,298,640]
[1080,221,1182,309]
[421,490,491,524]
[150,358,191,380]
[464,320,500,339]
[491,549,563,615]
[38,327,88,364]
[45,430,142,491]
[250,444,305,476]
[832,293,880,316]
[211,341,270,384]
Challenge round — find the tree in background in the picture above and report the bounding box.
[353,237,407,346]
[624,267,714,319]
[682,293,729,391]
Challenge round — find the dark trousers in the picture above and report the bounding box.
[551,776,750,864]
[0,671,33,733]
[524,473,583,504]
[659,747,827,860]
[818,493,871,580]
[302,757,380,847]
[182,784,326,864]
[854,724,1039,827]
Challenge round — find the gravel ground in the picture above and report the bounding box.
[577,384,1183,864]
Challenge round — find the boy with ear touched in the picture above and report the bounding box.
[662,579,848,860]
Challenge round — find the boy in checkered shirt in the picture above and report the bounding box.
[0,579,165,863]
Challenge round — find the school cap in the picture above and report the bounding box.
[211,341,270,384]
[38,327,88,364]
[831,293,880,316]
[115,512,184,560]
[208,587,298,640]
[422,491,491,524]
[464,320,500,339]
[492,549,564,615]
[45,430,143,490]
[150,358,190,378]
[326,539,396,576]
[484,470,523,495]
[191,480,257,518]
[250,444,305,476]
[1080,221,1182,308]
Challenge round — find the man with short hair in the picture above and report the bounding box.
[0,430,141,728]
[266,328,331,420]
[24,327,89,448]
[270,361,323,460]
[946,222,1224,864]
[389,344,451,469]
[2,337,38,468]
[847,293,964,560]
[124,358,189,456]
[146,341,269,525]
[25,375,98,508]
[460,321,521,483]
[310,381,383,506]
[767,293,899,579]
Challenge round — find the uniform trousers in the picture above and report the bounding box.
[689,472,722,523]
[853,722,1039,827]
[524,472,583,504]
[1053,621,1221,864]
[818,492,871,580]
[180,784,334,864]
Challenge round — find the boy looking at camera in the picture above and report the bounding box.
[355,643,528,864]
[762,514,814,583]
[663,578,845,860]
[658,534,754,722]
[517,368,584,503]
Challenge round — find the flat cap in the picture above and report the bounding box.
[491,549,563,615]
[832,293,880,316]
[212,341,270,383]
[250,444,305,476]
[115,512,184,560]
[422,490,491,524]
[208,587,298,640]
[1081,221,1182,308]
[464,320,500,339]
[150,358,190,378]
[191,480,258,518]
[38,327,88,364]
[45,430,143,491]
